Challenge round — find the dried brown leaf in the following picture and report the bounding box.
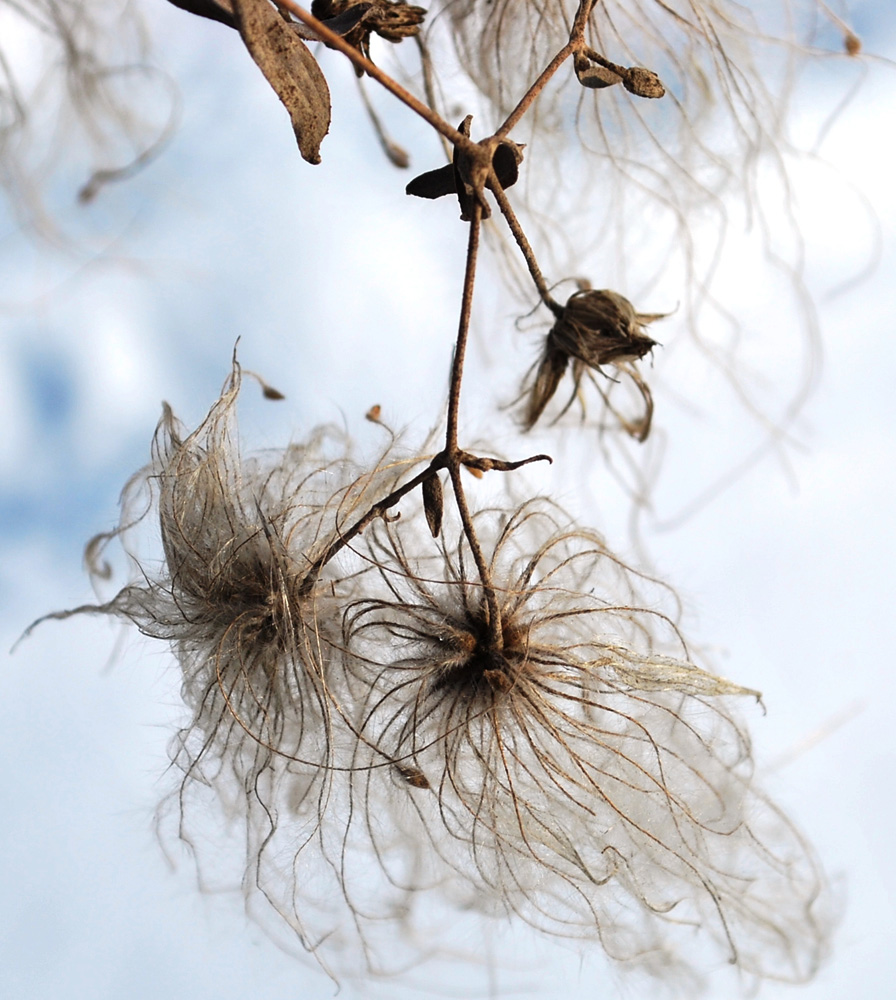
[232,0,331,164]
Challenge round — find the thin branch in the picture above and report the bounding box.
[356,74,409,168]
[299,456,444,593]
[497,42,576,137]
[445,202,482,451]
[414,34,452,161]
[441,205,503,649]
[490,183,562,316]
[278,0,471,150]
[496,0,599,137]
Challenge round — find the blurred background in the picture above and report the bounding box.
[1,1,894,997]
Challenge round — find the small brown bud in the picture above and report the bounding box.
[366,0,426,42]
[844,32,861,56]
[243,369,285,400]
[623,67,665,99]
[365,404,382,422]
[422,474,444,538]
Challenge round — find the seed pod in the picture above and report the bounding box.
[310,0,426,68]
[394,763,430,789]
[574,54,622,90]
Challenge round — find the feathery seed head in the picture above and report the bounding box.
[342,499,830,985]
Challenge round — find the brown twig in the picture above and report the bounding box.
[299,456,444,594]
[490,183,562,317]
[278,0,471,151]
[496,0,599,136]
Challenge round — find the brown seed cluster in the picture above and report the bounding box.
[523,288,663,439]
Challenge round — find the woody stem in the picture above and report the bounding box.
[445,204,503,649]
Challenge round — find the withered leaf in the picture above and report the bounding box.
[232,0,331,164]
[165,0,237,28]
[574,54,622,89]
[422,474,444,538]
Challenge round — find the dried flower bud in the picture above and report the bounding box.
[553,289,660,366]
[421,473,444,537]
[522,289,664,438]
[623,66,666,99]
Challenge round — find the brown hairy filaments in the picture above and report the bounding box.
[428,606,531,699]
[187,531,305,696]
[335,505,830,986]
